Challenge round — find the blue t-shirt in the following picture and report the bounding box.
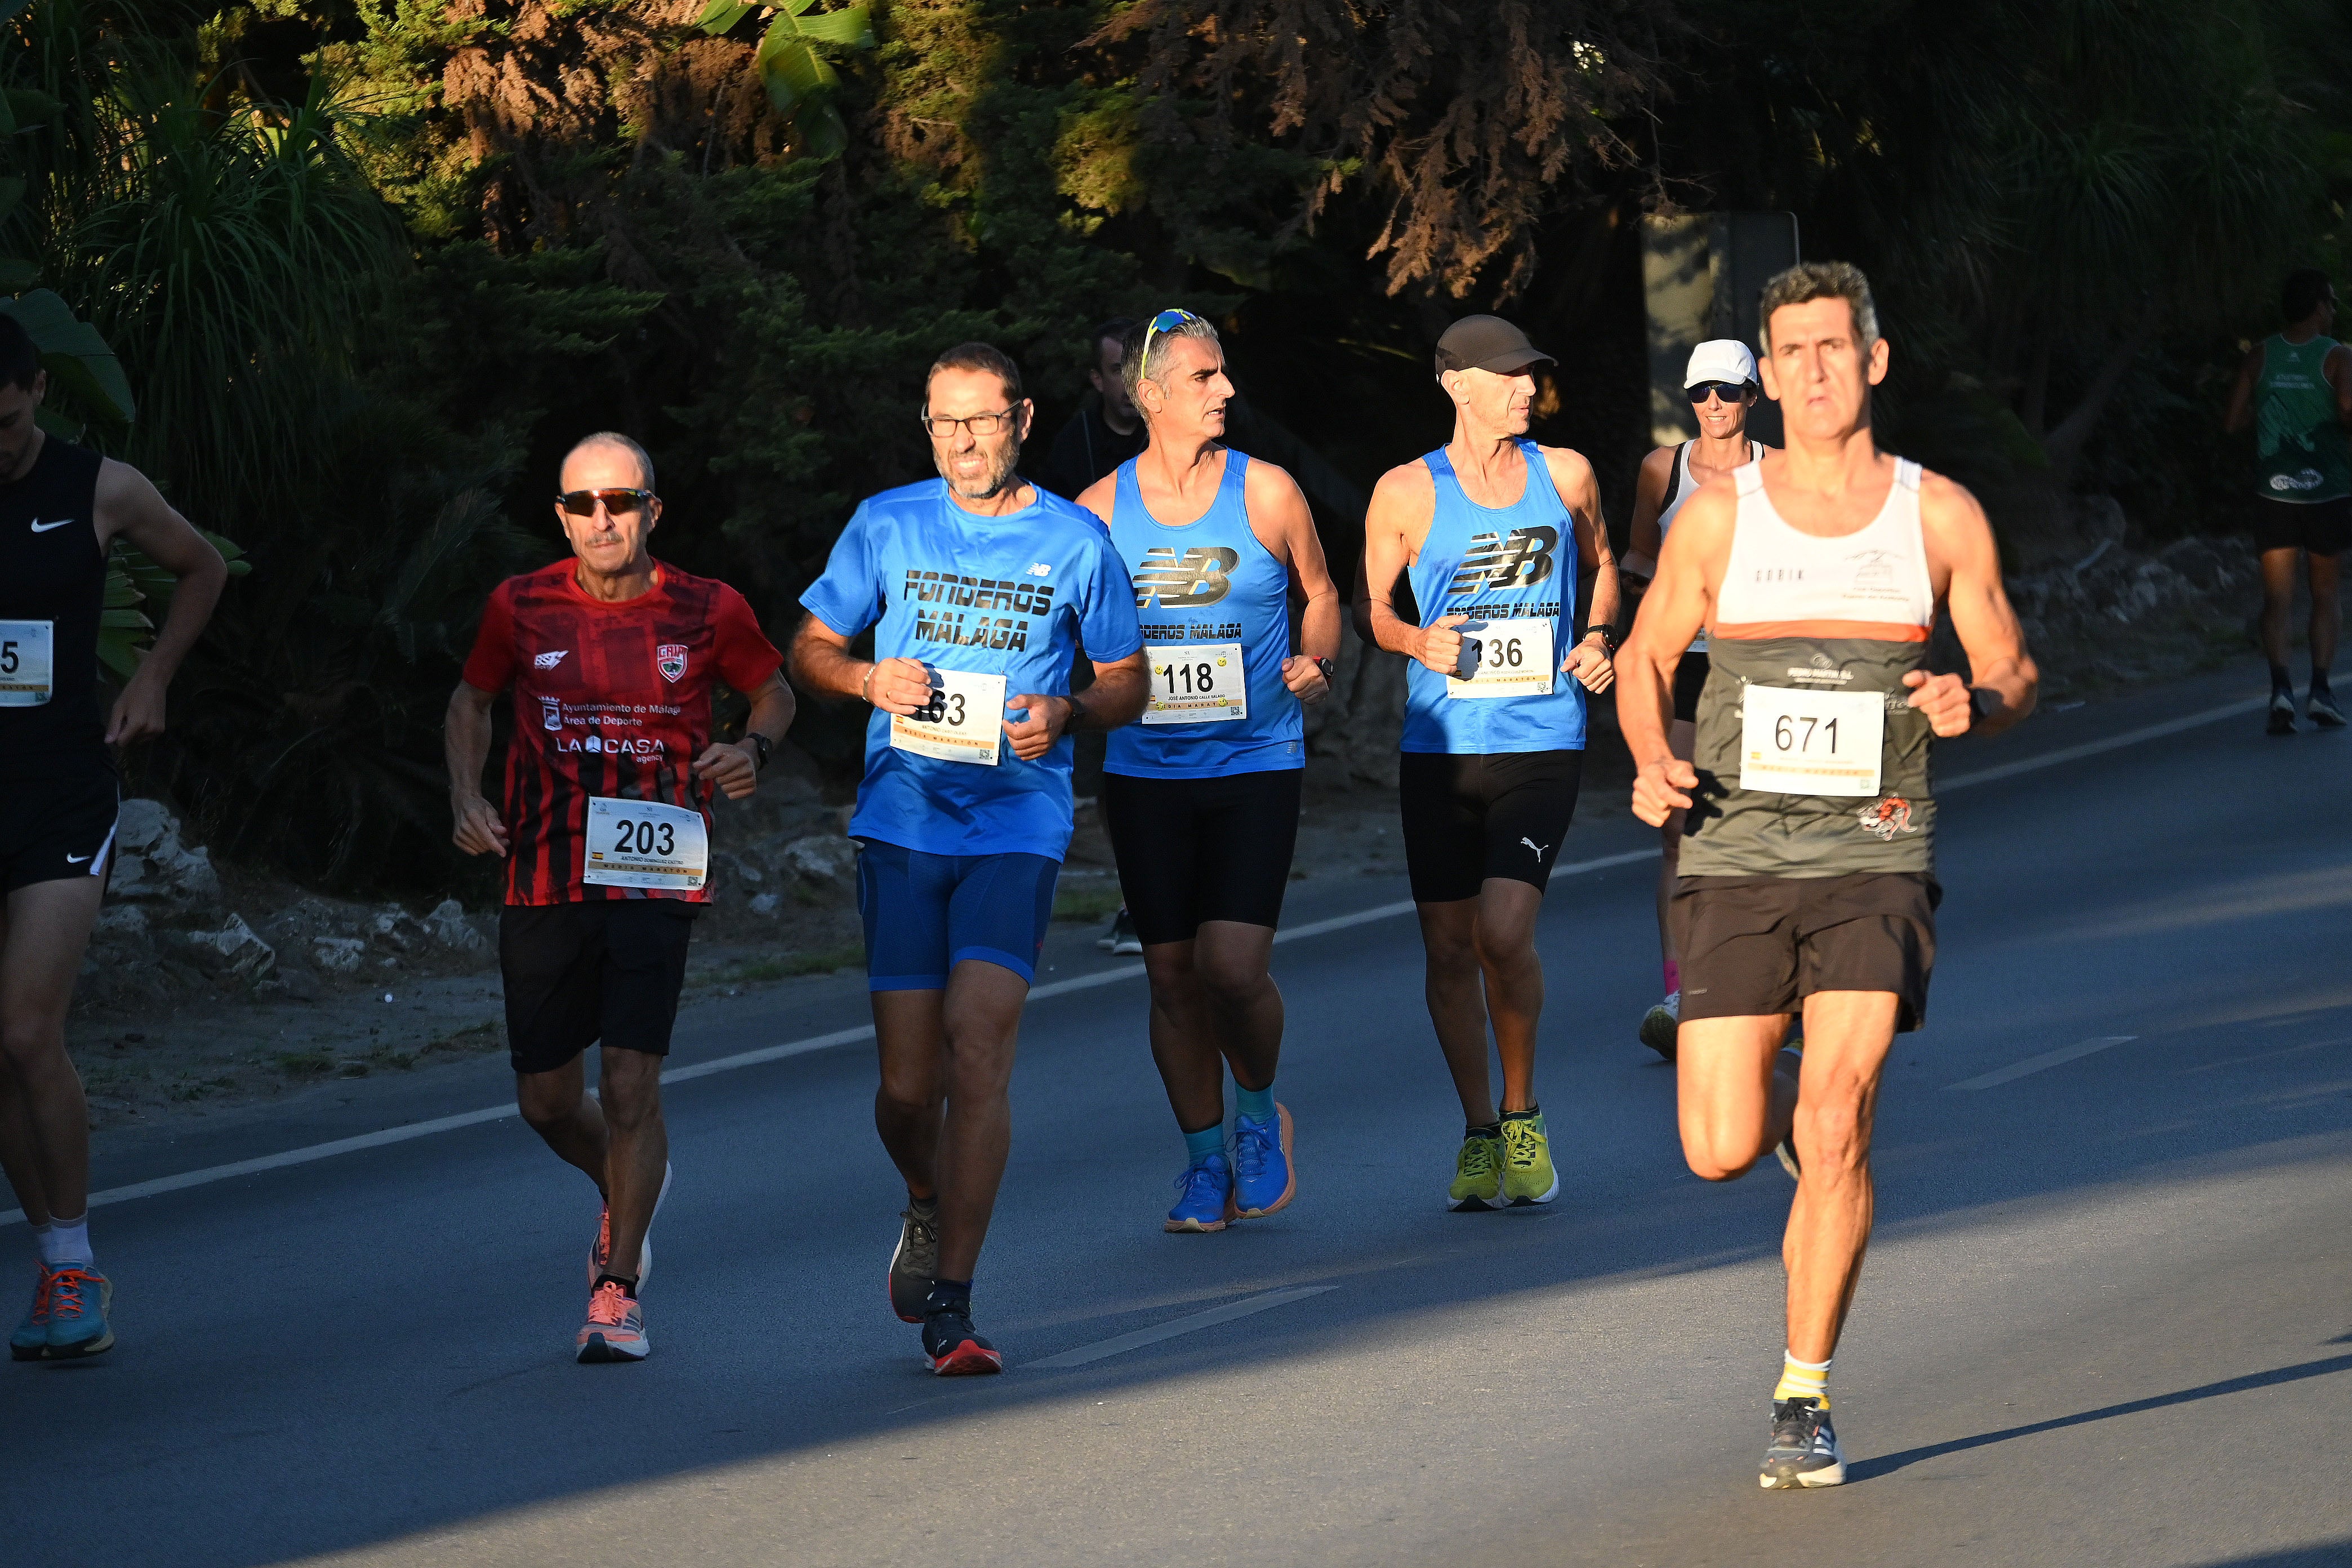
[801,478,1145,859]
[1401,439,1587,754]
[1104,451,1305,779]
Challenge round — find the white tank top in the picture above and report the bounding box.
[1658,438,1767,538]
[1713,458,1935,637]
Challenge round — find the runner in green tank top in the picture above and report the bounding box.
[2225,268,2350,731]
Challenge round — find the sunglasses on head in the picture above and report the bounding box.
[1141,307,1204,365]
[1685,381,1750,405]
[556,488,653,517]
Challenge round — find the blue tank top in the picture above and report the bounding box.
[1104,450,1304,779]
[1401,439,1585,754]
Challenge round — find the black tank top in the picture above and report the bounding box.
[0,436,108,763]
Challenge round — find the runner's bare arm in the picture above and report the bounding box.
[1246,458,1340,701]
[1618,483,1731,826]
[691,669,798,800]
[444,681,510,857]
[92,458,228,746]
[1362,461,1464,675]
[2223,342,2264,434]
[1547,447,1618,692]
[1916,474,2038,739]
[789,611,931,716]
[1621,445,1676,582]
[1005,649,1149,763]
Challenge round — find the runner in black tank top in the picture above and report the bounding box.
[0,314,229,1363]
[1618,264,2037,1491]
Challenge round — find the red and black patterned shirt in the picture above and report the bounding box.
[461,559,783,906]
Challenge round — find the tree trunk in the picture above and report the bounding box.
[2042,312,2158,487]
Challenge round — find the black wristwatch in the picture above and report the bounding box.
[1313,657,1336,684]
[746,732,773,771]
[1579,625,1617,656]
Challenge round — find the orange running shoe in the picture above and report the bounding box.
[586,1161,672,1286]
[576,1278,649,1364]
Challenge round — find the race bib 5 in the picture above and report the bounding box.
[1739,684,1884,796]
[1143,642,1247,725]
[0,620,54,706]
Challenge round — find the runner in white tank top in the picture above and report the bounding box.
[1616,263,2038,1492]
[1623,339,1775,1060]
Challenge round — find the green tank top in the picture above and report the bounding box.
[2256,335,2351,503]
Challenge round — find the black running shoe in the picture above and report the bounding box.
[2310,691,2345,729]
[2268,692,2298,735]
[1760,1397,1845,1489]
[921,1300,1004,1377]
[888,1198,939,1325]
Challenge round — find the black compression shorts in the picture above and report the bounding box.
[1103,767,1302,945]
[1398,750,1583,905]
[2251,496,2351,556]
[0,755,118,893]
[1673,652,1710,724]
[498,900,697,1075]
[1673,872,1940,1034]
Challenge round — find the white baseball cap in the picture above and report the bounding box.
[1683,338,1758,388]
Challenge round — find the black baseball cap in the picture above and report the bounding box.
[1434,315,1554,376]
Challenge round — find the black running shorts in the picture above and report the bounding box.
[498,900,697,1075]
[2251,496,2351,556]
[1103,767,1302,945]
[1673,871,1940,1033]
[1672,652,1710,724]
[0,754,118,893]
[1398,750,1583,905]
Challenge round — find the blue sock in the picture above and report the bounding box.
[1235,1081,1276,1123]
[1183,1122,1224,1165]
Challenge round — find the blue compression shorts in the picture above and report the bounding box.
[855,840,1060,991]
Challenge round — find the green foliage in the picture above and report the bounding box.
[694,0,876,162]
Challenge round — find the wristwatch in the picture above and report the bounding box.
[1313,657,1336,684]
[1579,625,1617,656]
[746,732,773,771]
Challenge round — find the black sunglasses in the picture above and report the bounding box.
[1685,381,1752,405]
[557,488,654,517]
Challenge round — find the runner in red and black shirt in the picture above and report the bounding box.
[446,431,792,1365]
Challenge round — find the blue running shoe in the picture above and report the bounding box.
[1165,1152,1232,1233]
[44,1266,113,1359]
[11,1263,54,1361]
[1230,1103,1296,1219]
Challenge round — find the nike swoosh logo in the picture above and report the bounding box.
[29,519,73,533]
[65,853,92,863]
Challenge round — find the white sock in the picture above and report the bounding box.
[39,1215,92,1268]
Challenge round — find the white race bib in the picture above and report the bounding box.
[1445,618,1555,700]
[0,620,54,706]
[890,666,1009,766]
[1739,684,1883,796]
[583,797,709,890]
[1143,643,1246,725]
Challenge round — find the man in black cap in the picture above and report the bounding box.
[1358,314,1618,1211]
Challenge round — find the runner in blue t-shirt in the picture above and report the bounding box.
[1359,315,1620,1214]
[790,342,1147,1375]
[1076,309,1340,1236]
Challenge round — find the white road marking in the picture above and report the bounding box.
[1027,1285,1338,1369]
[1945,1036,2138,1091]
[6,693,2262,1226]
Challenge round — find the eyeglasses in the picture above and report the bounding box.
[1685,381,1750,406]
[557,488,653,516]
[919,408,1020,439]
[1141,307,1204,367]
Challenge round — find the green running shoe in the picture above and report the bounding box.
[1447,1132,1505,1211]
[1500,1112,1559,1205]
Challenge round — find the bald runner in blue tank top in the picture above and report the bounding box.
[1106,449,1303,778]
[1403,437,1587,755]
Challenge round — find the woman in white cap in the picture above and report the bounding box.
[1621,338,1773,1061]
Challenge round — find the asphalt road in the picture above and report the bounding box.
[9,663,2350,1568]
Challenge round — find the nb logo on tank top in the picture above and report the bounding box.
[1446,527,1556,594]
[1132,545,1239,609]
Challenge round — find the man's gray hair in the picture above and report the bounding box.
[564,431,657,493]
[1758,261,1880,354]
[1120,312,1220,407]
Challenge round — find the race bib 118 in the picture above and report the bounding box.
[0,620,54,707]
[890,666,1009,765]
[1739,684,1884,796]
[583,797,709,890]
[1143,643,1247,725]
[1445,617,1555,700]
